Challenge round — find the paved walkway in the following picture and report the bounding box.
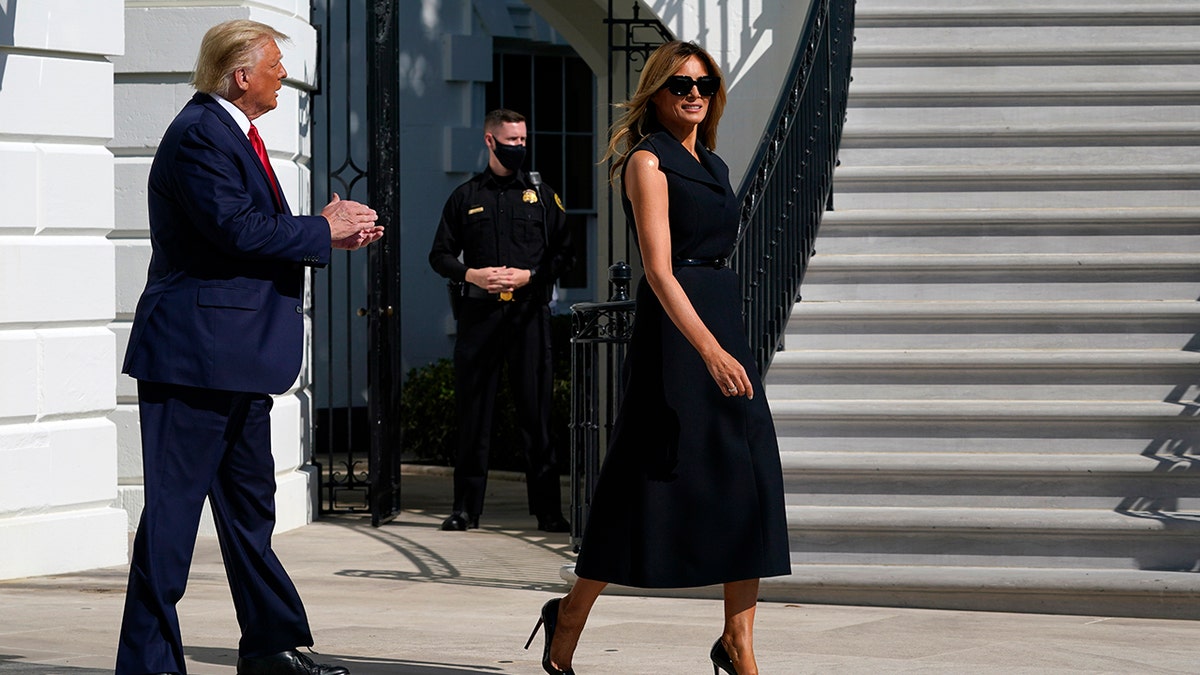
[1,471,1197,674]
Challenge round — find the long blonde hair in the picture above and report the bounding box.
[192,20,289,98]
[602,40,727,184]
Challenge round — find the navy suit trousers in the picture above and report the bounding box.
[116,381,312,674]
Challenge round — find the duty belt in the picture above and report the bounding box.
[463,284,519,301]
[674,257,729,269]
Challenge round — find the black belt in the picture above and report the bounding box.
[462,284,526,302]
[674,257,728,269]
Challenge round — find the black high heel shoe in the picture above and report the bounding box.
[524,597,576,675]
[710,638,735,675]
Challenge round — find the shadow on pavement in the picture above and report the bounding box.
[0,657,111,674]
[183,646,508,675]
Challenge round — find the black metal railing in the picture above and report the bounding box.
[567,262,634,544]
[733,0,856,374]
[569,0,856,546]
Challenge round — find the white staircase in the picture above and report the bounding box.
[765,0,1200,618]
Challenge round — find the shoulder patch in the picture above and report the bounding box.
[554,193,565,212]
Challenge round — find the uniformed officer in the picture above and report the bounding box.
[429,109,574,532]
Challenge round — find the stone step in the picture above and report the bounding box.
[786,504,1200,536]
[770,382,1196,402]
[780,451,1200,509]
[819,206,1199,231]
[785,299,1200,323]
[768,356,1200,399]
[833,164,1200,193]
[760,565,1200,619]
[833,188,1198,211]
[767,399,1196,440]
[769,348,1200,371]
[853,26,1200,67]
[817,235,1199,257]
[857,0,1200,28]
[784,505,1200,572]
[766,348,1200,399]
[802,282,1199,304]
[800,253,1200,302]
[784,331,1196,352]
[848,65,1200,106]
[843,119,1199,148]
[840,147,1200,172]
[807,252,1200,272]
[779,449,1195,476]
[851,63,1200,88]
[783,299,1199,350]
[846,105,1200,135]
[769,398,1195,422]
[775,435,1181,457]
[817,207,1200,255]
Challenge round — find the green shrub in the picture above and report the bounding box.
[398,357,457,465]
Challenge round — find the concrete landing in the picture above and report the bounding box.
[0,471,1196,674]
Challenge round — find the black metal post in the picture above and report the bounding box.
[365,0,403,526]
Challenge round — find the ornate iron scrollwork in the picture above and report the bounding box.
[571,301,636,344]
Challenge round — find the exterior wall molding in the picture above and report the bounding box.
[0,0,128,580]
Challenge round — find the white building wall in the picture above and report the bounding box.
[110,1,320,538]
[0,0,128,580]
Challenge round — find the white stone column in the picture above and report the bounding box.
[0,0,128,579]
[111,2,320,537]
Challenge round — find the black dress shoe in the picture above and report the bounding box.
[536,513,571,533]
[236,649,348,675]
[440,513,479,530]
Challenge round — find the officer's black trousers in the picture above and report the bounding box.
[452,297,561,518]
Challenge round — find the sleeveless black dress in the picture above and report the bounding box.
[573,131,791,588]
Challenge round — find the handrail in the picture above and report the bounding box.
[732,0,856,375]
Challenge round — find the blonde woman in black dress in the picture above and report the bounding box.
[524,41,790,675]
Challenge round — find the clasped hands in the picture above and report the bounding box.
[465,266,533,294]
[322,193,384,250]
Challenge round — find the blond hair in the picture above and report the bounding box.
[601,40,727,183]
[191,20,289,98]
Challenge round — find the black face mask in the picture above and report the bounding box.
[492,141,526,172]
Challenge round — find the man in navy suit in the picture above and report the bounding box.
[115,20,382,675]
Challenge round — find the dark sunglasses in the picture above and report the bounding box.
[661,75,720,97]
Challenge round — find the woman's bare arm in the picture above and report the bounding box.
[625,149,753,398]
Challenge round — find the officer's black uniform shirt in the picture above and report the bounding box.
[429,168,572,298]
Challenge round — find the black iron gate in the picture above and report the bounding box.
[311,0,403,526]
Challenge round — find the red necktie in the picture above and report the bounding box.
[248,124,282,207]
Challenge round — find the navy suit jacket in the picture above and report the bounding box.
[123,92,331,395]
